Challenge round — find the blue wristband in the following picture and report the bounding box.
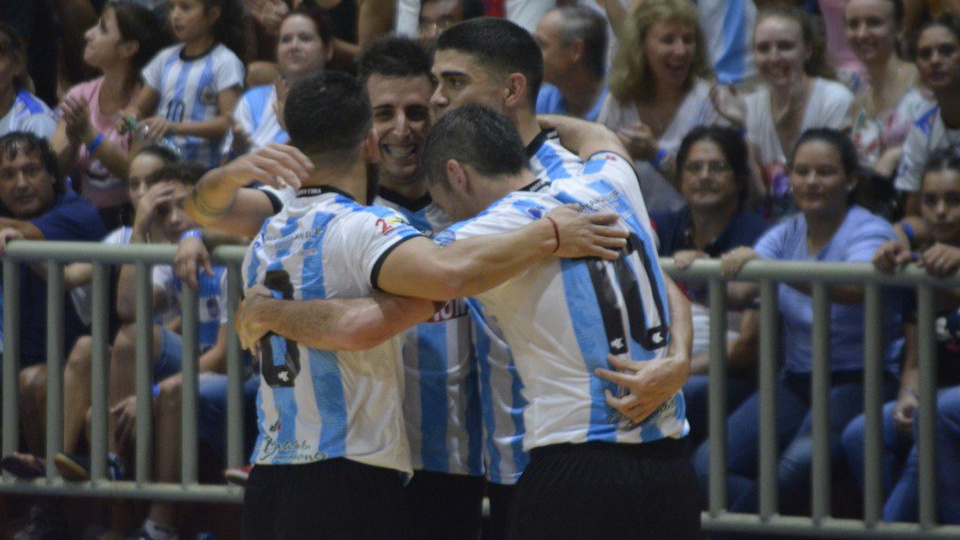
[736,128,747,138]
[901,222,915,246]
[651,148,669,170]
[87,133,105,155]
[180,229,202,242]
[152,383,160,399]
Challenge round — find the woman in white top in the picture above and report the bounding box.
[597,0,719,213]
[713,6,855,221]
[845,0,933,177]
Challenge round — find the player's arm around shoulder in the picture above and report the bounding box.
[374,204,630,301]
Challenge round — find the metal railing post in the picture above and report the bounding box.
[2,259,20,466]
[708,275,728,517]
[45,260,65,480]
[90,263,110,481]
[758,279,779,521]
[810,282,831,523]
[180,285,199,486]
[862,285,884,527]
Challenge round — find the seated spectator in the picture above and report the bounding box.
[598,0,720,212]
[52,2,167,231]
[905,0,960,51]
[843,152,960,524]
[694,129,902,516]
[845,0,933,179]
[653,125,767,446]
[895,15,960,216]
[533,5,609,122]
[712,6,855,221]
[223,6,333,161]
[397,0,540,38]
[0,132,105,418]
[0,23,57,141]
[0,132,106,521]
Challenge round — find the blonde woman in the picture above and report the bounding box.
[598,0,719,212]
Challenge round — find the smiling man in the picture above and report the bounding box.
[359,36,486,540]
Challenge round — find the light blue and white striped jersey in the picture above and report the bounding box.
[154,264,229,352]
[437,153,687,451]
[527,129,582,182]
[695,0,756,84]
[469,299,528,484]
[142,43,244,169]
[374,188,484,475]
[242,187,423,474]
[221,85,288,160]
[0,90,57,139]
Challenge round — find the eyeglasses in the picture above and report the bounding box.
[682,160,731,175]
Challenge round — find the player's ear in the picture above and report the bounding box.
[363,129,380,164]
[445,158,469,193]
[503,73,527,109]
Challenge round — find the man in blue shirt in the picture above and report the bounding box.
[533,5,609,121]
[0,131,105,468]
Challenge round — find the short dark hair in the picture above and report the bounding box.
[421,104,527,190]
[357,36,432,84]
[284,71,372,163]
[556,5,608,79]
[147,162,206,187]
[675,125,752,209]
[436,18,543,109]
[0,132,64,197]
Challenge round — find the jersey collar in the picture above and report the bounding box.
[297,186,355,200]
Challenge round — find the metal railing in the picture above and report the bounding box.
[1,241,247,504]
[0,242,958,537]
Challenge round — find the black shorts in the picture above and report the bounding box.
[507,439,700,540]
[404,470,484,540]
[485,481,515,540]
[242,459,407,540]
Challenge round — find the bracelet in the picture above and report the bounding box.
[87,133,105,155]
[152,383,160,399]
[736,128,747,138]
[180,229,203,242]
[651,148,669,171]
[545,216,560,253]
[901,222,915,247]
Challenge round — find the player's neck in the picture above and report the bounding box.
[515,108,542,147]
[303,157,371,204]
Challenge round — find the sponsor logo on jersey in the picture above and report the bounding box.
[428,298,469,322]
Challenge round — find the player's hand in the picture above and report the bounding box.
[236,284,275,355]
[174,233,214,290]
[0,227,24,256]
[546,204,628,260]
[594,353,689,425]
[893,389,919,438]
[111,395,138,456]
[918,242,960,278]
[673,249,709,270]
[720,246,759,279]
[223,142,313,190]
[709,83,746,128]
[873,240,912,274]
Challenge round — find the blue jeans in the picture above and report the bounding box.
[693,369,896,516]
[682,373,756,448]
[842,386,960,524]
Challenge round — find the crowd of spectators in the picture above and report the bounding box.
[0,0,959,537]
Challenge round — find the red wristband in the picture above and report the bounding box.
[546,216,560,253]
